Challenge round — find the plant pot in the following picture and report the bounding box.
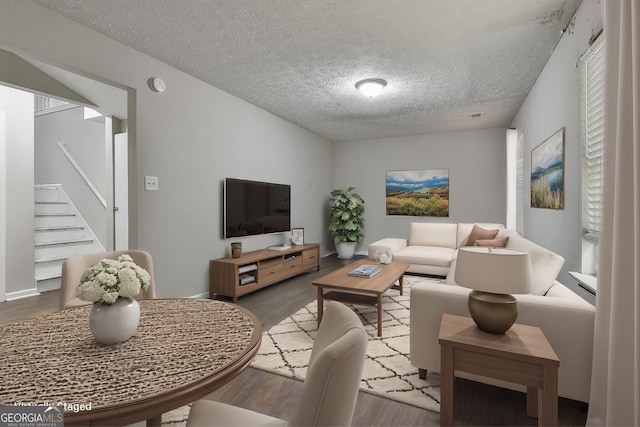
[336,242,357,260]
[89,297,140,344]
[231,242,242,258]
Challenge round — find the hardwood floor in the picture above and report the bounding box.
[0,254,588,426]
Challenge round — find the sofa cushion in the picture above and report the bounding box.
[465,224,499,246]
[395,246,456,268]
[475,236,509,247]
[408,223,458,249]
[456,223,504,248]
[500,230,565,296]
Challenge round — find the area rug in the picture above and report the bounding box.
[251,275,442,413]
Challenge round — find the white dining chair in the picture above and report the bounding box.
[59,250,156,310]
[186,301,368,427]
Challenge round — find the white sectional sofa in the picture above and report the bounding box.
[368,222,596,403]
[368,222,505,275]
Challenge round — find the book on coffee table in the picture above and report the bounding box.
[348,264,381,278]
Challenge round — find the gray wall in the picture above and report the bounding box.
[0,85,35,296]
[510,0,601,300]
[333,128,508,253]
[0,0,334,298]
[35,106,108,245]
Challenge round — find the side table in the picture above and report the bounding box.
[438,313,559,426]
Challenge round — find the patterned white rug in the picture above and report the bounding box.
[251,275,442,413]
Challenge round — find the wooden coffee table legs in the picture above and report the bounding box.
[316,284,401,337]
[317,286,325,324]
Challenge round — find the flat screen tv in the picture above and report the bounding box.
[224,178,291,239]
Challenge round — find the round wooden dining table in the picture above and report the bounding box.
[0,299,261,426]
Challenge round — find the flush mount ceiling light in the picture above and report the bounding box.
[355,78,387,97]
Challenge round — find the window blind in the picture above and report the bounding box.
[581,41,604,244]
[516,128,524,235]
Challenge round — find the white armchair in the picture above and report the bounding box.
[187,301,368,426]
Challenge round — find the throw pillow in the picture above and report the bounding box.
[465,225,499,246]
[474,236,509,248]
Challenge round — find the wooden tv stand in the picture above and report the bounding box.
[209,243,320,302]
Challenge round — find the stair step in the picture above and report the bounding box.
[35,238,97,259]
[35,238,94,248]
[35,201,70,214]
[35,226,85,244]
[35,271,62,281]
[34,185,62,202]
[35,213,77,227]
[35,255,68,264]
[35,225,84,232]
[36,276,62,293]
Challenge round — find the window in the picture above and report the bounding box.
[580,40,604,274]
[506,128,524,234]
[516,128,524,235]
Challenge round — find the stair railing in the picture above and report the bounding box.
[56,142,107,208]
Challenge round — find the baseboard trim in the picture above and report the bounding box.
[189,292,210,299]
[6,288,41,301]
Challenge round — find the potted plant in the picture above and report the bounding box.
[329,187,365,259]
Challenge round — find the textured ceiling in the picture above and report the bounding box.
[32,0,581,142]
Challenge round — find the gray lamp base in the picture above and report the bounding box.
[467,290,518,334]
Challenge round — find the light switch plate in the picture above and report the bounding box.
[145,176,158,191]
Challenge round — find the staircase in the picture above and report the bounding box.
[35,184,104,292]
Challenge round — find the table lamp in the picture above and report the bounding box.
[454,247,533,334]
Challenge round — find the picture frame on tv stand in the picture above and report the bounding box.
[291,228,304,245]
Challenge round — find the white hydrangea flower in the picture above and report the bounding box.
[76,281,104,303]
[76,254,151,305]
[135,266,151,291]
[118,268,141,297]
[101,291,119,304]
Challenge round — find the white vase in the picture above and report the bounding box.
[336,242,357,259]
[89,297,140,344]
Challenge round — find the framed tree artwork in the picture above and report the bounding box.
[531,128,565,210]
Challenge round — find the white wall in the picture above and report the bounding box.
[0,111,5,301]
[0,85,35,297]
[334,128,507,252]
[0,0,334,298]
[510,0,602,297]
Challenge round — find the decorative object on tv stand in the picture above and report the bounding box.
[374,247,392,264]
[231,242,242,258]
[291,228,304,245]
[76,254,151,344]
[454,247,532,334]
[329,187,365,260]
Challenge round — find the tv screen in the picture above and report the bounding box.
[224,178,291,239]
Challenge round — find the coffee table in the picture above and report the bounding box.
[312,258,410,336]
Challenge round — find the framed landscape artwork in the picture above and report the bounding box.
[531,128,564,210]
[386,169,449,217]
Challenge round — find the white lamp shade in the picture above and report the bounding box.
[454,247,533,294]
